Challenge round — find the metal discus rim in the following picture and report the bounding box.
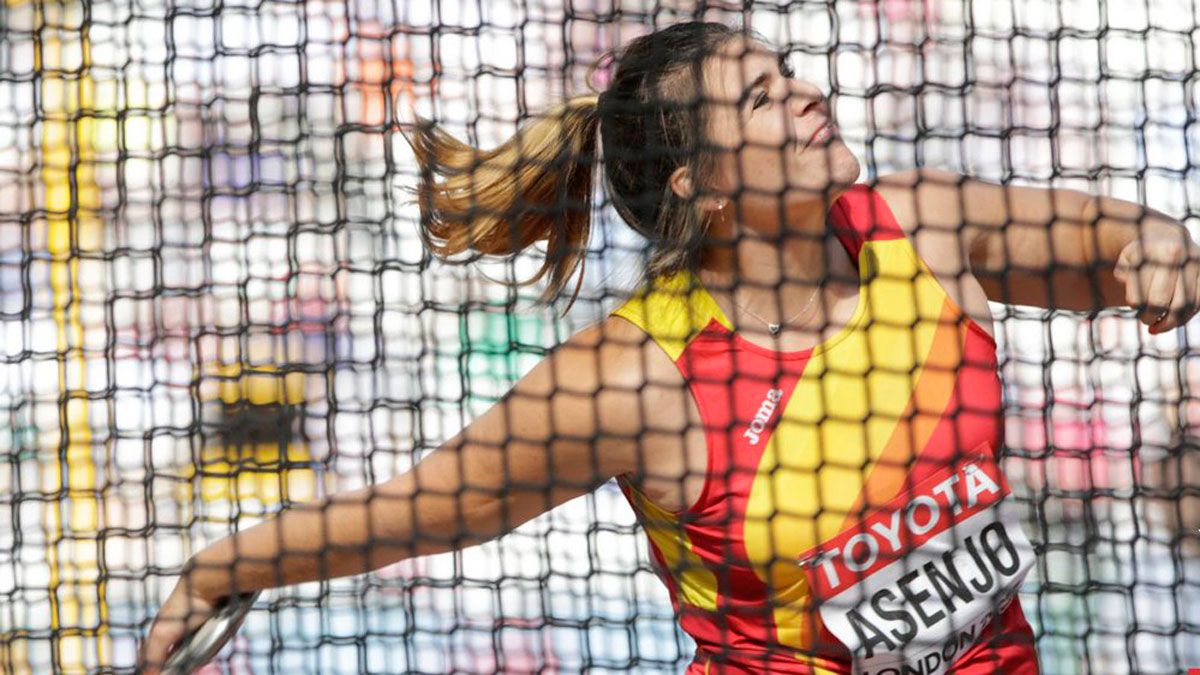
[160,590,260,675]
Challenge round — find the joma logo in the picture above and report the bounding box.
[743,387,784,445]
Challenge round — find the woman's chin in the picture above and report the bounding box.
[831,147,862,185]
[788,166,861,196]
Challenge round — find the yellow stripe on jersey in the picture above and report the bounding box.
[741,237,969,653]
[623,481,720,611]
[611,270,734,361]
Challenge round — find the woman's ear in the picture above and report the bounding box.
[669,166,726,212]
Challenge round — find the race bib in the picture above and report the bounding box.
[799,450,1036,675]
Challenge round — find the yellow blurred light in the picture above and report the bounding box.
[203,361,309,406]
[179,442,318,509]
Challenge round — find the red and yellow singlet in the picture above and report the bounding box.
[610,184,1039,674]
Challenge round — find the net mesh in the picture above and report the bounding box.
[0,0,1197,673]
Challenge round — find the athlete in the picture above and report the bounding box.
[140,21,1200,674]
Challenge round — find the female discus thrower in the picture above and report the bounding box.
[140,21,1200,674]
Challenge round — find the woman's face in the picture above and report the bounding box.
[698,38,860,223]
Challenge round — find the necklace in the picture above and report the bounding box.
[730,286,821,335]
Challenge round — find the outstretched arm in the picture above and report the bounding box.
[879,168,1200,331]
[139,316,659,673]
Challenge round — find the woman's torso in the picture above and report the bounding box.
[623,183,998,516]
[607,183,1037,674]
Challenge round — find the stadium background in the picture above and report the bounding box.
[0,0,1198,672]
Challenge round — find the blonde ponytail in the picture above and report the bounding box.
[401,95,601,313]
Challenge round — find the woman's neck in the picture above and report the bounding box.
[696,209,854,327]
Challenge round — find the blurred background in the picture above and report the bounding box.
[0,0,1197,672]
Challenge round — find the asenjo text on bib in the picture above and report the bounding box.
[799,448,1036,675]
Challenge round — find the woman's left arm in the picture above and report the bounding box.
[880,168,1200,334]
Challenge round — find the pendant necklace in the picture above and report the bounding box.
[730,286,821,336]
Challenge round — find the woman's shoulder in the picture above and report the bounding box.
[526,316,690,478]
[871,168,969,240]
[566,314,687,391]
[606,270,730,362]
[871,170,1000,341]
[868,170,975,270]
[827,181,910,259]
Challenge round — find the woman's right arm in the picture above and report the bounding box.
[139,315,672,672]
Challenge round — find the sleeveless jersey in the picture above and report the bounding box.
[609,184,1039,674]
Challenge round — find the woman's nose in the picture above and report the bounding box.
[788,88,826,119]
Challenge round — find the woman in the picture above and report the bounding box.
[139,21,1200,674]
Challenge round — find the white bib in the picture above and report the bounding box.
[799,449,1036,675]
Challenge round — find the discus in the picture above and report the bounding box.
[160,591,260,675]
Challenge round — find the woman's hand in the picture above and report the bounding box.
[1112,222,1200,334]
[137,565,224,675]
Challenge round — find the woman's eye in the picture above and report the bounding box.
[753,91,770,110]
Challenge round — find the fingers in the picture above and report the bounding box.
[1121,239,1179,330]
[1182,251,1200,325]
[1113,239,1141,286]
[1142,262,1175,326]
[137,585,217,675]
[1113,233,1200,334]
[1149,255,1200,334]
[1150,269,1187,334]
[138,614,184,675]
[1122,253,1147,317]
